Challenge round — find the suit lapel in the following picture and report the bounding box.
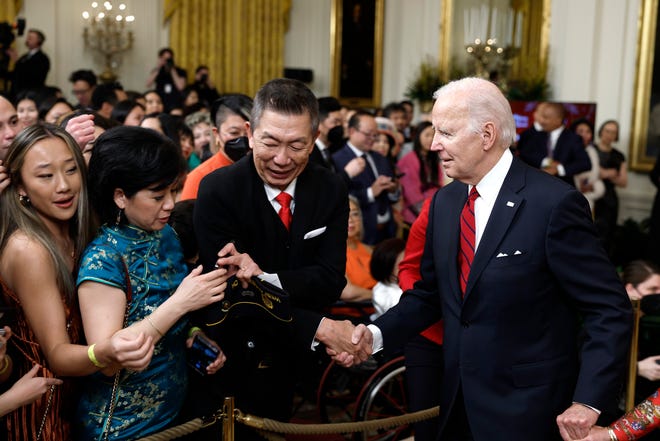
[464,159,526,300]
[440,183,468,304]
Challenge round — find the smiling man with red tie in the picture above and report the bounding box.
[192,78,370,441]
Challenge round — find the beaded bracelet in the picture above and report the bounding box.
[87,343,107,368]
[0,356,10,375]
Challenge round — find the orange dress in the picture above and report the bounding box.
[0,278,80,441]
[346,241,376,289]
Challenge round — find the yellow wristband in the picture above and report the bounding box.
[188,326,202,339]
[0,356,10,375]
[87,344,106,368]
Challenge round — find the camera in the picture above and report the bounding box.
[165,58,174,70]
[200,73,208,83]
[188,333,219,375]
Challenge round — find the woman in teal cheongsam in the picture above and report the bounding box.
[74,126,228,440]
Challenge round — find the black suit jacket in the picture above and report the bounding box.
[194,154,348,347]
[375,156,632,441]
[332,144,396,244]
[11,50,49,96]
[518,126,591,185]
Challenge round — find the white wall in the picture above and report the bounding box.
[16,0,167,101]
[17,0,655,222]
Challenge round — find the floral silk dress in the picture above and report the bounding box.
[74,223,188,440]
[611,389,660,439]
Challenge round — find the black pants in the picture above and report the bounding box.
[404,335,443,441]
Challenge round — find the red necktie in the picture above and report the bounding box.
[275,191,293,231]
[458,187,479,296]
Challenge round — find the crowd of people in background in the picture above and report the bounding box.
[0,34,657,441]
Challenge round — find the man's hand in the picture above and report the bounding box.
[215,242,263,287]
[557,403,599,441]
[371,176,397,197]
[344,156,366,178]
[316,319,372,367]
[64,114,96,149]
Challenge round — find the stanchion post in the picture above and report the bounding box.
[223,396,235,441]
[626,299,641,411]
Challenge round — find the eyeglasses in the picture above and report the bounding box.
[357,129,379,139]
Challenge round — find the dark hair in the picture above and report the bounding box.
[370,238,406,283]
[598,119,620,142]
[38,97,73,121]
[111,99,145,124]
[87,126,186,224]
[14,89,40,108]
[569,117,594,136]
[158,47,174,58]
[413,121,440,186]
[28,29,45,45]
[68,69,97,87]
[211,93,253,128]
[251,78,318,133]
[623,260,660,286]
[195,65,209,75]
[317,96,342,121]
[91,83,123,110]
[168,200,197,261]
[348,110,374,130]
[59,108,120,131]
[382,102,405,119]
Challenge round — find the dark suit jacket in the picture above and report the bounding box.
[375,156,632,441]
[11,50,49,96]
[332,144,396,244]
[517,126,591,185]
[194,154,348,347]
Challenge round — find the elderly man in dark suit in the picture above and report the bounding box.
[193,78,369,440]
[517,101,591,185]
[352,78,632,441]
[332,111,399,245]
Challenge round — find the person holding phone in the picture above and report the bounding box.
[75,126,228,440]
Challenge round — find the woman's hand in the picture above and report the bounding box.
[171,265,227,312]
[215,242,263,288]
[103,329,155,372]
[186,332,226,375]
[573,426,612,441]
[0,365,63,417]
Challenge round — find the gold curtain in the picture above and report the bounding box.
[166,0,291,97]
[0,1,22,25]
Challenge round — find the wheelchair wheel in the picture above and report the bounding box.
[317,358,380,425]
[353,356,410,441]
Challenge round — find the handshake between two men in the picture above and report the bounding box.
[315,318,375,367]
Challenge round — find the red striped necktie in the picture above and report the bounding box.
[458,187,479,296]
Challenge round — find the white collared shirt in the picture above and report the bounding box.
[471,148,513,250]
[264,179,297,214]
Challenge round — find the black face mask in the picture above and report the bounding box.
[327,125,345,147]
[224,136,249,162]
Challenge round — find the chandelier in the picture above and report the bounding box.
[82,1,135,83]
[463,1,522,91]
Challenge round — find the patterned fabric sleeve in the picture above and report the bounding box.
[76,244,126,291]
[610,389,660,440]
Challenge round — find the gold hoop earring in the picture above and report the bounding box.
[19,194,30,207]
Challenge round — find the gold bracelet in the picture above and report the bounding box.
[0,356,10,375]
[146,315,164,337]
[607,427,618,441]
[87,344,107,368]
[188,326,202,339]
